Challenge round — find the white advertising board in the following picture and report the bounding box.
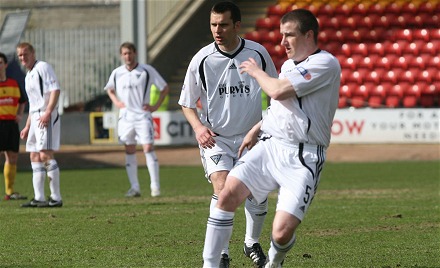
[331,108,439,144]
[119,109,439,145]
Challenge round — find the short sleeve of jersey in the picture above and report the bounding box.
[141,64,168,91]
[104,69,117,91]
[283,51,340,98]
[178,48,207,109]
[37,62,60,92]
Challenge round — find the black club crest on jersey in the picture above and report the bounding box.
[210,154,222,165]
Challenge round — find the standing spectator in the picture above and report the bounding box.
[17,42,63,208]
[178,2,278,267]
[202,9,341,267]
[105,42,169,198]
[0,52,27,201]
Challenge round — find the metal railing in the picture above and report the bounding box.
[24,27,121,109]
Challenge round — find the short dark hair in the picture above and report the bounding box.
[281,9,319,43]
[211,1,241,23]
[120,42,137,54]
[0,52,7,64]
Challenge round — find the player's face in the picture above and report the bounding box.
[121,47,137,69]
[16,47,36,70]
[280,21,311,61]
[210,11,240,51]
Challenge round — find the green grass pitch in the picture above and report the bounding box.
[0,161,438,267]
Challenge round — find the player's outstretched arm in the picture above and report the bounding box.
[240,58,296,100]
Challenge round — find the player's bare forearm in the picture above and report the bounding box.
[181,106,216,149]
[107,89,125,108]
[240,58,296,100]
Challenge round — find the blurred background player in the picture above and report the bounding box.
[202,9,341,267]
[0,52,28,201]
[105,42,169,198]
[178,2,278,267]
[17,42,63,208]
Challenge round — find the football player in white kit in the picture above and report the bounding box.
[178,2,278,267]
[202,9,341,268]
[17,42,63,208]
[105,42,169,198]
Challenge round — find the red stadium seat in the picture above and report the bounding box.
[420,84,438,107]
[351,43,368,56]
[401,2,417,14]
[412,29,430,42]
[402,85,421,108]
[385,84,405,108]
[394,29,413,42]
[431,29,440,41]
[244,30,264,43]
[333,3,351,16]
[392,56,409,69]
[418,1,436,13]
[339,16,357,30]
[266,4,287,17]
[370,42,386,56]
[427,55,440,68]
[351,3,368,15]
[368,3,384,15]
[368,84,386,107]
[261,29,282,45]
[317,3,334,17]
[255,17,279,31]
[351,84,369,108]
[339,84,352,108]
[363,69,381,84]
[358,56,374,69]
[384,2,401,14]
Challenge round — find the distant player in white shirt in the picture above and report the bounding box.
[105,42,169,198]
[202,9,341,268]
[17,42,63,208]
[178,2,278,267]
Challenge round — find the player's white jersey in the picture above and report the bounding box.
[104,64,167,115]
[24,60,60,113]
[261,50,341,148]
[179,38,278,137]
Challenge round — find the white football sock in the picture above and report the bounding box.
[31,162,46,201]
[125,153,140,192]
[267,233,296,265]
[210,195,229,255]
[145,151,160,191]
[244,198,268,246]
[203,207,235,267]
[46,159,61,201]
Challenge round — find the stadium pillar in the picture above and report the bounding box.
[120,0,147,63]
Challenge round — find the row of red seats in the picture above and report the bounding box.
[341,67,439,84]
[272,1,439,17]
[338,54,440,71]
[339,82,439,108]
[255,22,438,44]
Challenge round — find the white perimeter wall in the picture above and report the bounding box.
[102,108,439,145]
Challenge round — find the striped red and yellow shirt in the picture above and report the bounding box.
[0,78,26,120]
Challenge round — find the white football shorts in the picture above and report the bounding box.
[228,137,326,221]
[200,133,248,181]
[26,110,61,152]
[118,110,154,145]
